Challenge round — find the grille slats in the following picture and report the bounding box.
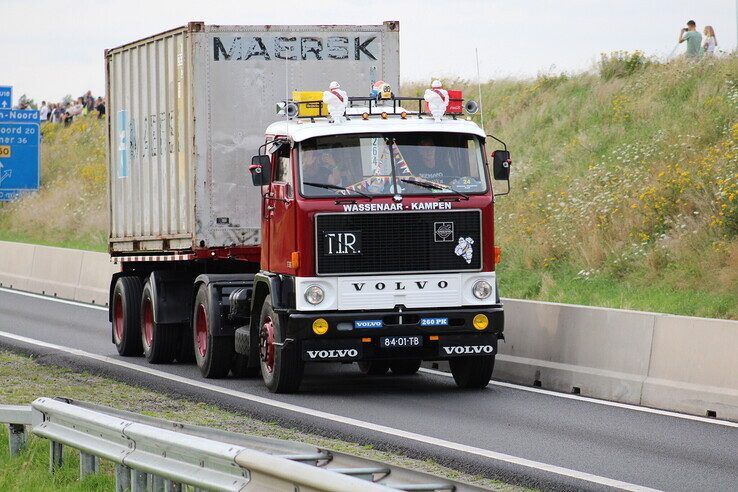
[316,210,482,275]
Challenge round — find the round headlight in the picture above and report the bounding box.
[472,280,492,300]
[304,285,325,305]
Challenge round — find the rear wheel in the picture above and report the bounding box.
[112,276,143,356]
[358,361,390,375]
[193,284,233,378]
[449,355,495,389]
[140,281,178,364]
[390,358,422,375]
[259,296,303,393]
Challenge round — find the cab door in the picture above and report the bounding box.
[266,143,297,275]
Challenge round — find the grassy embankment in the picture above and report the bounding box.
[0,351,518,491]
[0,54,736,317]
[456,54,738,318]
[0,116,107,251]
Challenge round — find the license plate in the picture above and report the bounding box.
[380,336,423,349]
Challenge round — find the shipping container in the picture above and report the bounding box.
[106,21,400,254]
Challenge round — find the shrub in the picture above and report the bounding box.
[598,51,651,80]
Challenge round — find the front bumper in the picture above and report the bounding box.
[284,305,503,363]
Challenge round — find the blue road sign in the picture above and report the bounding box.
[0,109,40,201]
[0,86,11,110]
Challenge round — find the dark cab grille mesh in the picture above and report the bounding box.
[315,210,482,275]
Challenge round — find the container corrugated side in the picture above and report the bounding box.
[107,25,196,253]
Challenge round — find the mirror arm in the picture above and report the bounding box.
[486,134,507,151]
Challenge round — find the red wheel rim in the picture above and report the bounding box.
[142,297,154,347]
[259,316,276,374]
[195,304,208,358]
[113,293,124,342]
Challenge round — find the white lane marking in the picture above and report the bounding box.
[420,368,738,429]
[0,330,657,492]
[2,286,736,429]
[0,287,108,311]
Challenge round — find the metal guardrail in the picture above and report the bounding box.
[1,397,482,491]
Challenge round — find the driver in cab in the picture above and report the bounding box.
[411,137,450,182]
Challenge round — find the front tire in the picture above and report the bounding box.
[259,296,303,393]
[193,284,233,378]
[112,276,143,356]
[140,280,178,364]
[449,355,495,389]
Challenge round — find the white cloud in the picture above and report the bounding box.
[1,0,734,102]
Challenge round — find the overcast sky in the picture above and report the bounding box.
[1,0,735,103]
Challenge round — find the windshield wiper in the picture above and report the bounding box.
[400,177,469,200]
[303,181,372,200]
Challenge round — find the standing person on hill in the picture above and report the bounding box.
[702,25,717,55]
[678,20,702,58]
[39,101,49,122]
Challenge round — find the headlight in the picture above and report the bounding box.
[472,280,492,300]
[304,285,325,305]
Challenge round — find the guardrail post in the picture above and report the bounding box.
[79,451,99,478]
[115,464,131,492]
[151,474,165,492]
[49,440,63,472]
[131,469,147,492]
[164,480,182,492]
[7,424,27,456]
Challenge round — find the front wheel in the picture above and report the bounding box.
[449,355,495,389]
[259,296,303,393]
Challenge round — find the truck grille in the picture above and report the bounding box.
[315,210,482,275]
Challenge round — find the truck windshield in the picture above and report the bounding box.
[298,133,487,198]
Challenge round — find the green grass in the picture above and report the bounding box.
[0,426,114,491]
[0,351,522,491]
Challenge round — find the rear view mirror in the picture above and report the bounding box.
[492,150,511,181]
[249,155,271,186]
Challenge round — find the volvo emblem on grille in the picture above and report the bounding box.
[324,231,362,255]
[434,222,454,242]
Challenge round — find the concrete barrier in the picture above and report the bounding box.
[642,315,738,420]
[1,240,738,420]
[494,299,656,405]
[0,241,116,306]
[76,250,119,305]
[0,241,36,291]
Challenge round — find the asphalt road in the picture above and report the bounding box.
[0,288,736,491]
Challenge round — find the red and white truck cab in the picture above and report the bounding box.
[244,88,510,391]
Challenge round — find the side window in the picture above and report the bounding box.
[274,145,292,184]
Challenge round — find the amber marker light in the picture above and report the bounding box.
[429,335,440,341]
[380,112,388,119]
[361,337,372,343]
[312,318,329,335]
[289,251,300,269]
[494,246,502,265]
[362,112,369,120]
[473,314,489,331]
[400,111,407,119]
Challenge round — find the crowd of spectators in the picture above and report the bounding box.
[18,91,106,127]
